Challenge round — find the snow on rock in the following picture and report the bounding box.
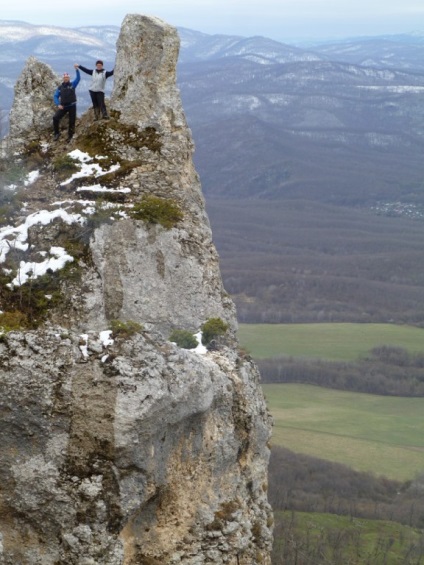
[0,208,84,263]
[8,246,74,288]
[60,150,121,186]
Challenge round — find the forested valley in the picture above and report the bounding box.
[206,198,424,326]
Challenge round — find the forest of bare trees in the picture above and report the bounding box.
[269,446,424,563]
[258,345,424,396]
[206,199,424,326]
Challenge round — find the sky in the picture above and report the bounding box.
[2,0,424,42]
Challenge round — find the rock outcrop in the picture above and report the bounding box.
[0,14,273,565]
[5,55,59,154]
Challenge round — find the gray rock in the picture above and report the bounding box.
[2,56,59,155]
[0,13,273,565]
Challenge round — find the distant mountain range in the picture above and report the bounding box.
[2,20,424,323]
[2,20,424,205]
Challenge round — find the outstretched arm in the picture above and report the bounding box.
[71,67,81,88]
[76,64,93,76]
[106,69,114,79]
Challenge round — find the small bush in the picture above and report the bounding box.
[0,310,28,333]
[130,195,183,229]
[110,319,143,339]
[201,317,229,346]
[169,329,197,349]
[0,265,66,329]
[52,155,80,180]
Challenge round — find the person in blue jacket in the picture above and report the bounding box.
[53,64,80,142]
[76,60,114,120]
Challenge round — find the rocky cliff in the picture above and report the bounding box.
[0,14,273,565]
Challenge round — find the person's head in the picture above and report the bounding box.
[95,60,104,69]
[63,72,70,82]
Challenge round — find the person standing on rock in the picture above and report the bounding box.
[76,60,114,120]
[53,64,81,142]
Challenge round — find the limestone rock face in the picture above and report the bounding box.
[111,14,185,132]
[0,13,273,565]
[5,56,59,154]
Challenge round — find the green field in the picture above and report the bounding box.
[238,322,424,361]
[263,383,424,481]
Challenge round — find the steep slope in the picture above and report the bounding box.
[0,14,273,565]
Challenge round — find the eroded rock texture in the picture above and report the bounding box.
[0,14,273,565]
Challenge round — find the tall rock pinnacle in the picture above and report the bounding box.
[0,14,273,564]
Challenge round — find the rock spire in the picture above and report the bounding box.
[0,14,273,564]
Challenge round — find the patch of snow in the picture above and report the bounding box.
[100,330,114,347]
[60,160,120,186]
[191,331,207,355]
[24,170,39,186]
[76,184,131,193]
[68,149,93,163]
[0,208,84,263]
[8,246,74,288]
[60,149,120,186]
[79,334,89,359]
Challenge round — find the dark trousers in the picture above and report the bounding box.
[89,90,107,116]
[53,105,76,136]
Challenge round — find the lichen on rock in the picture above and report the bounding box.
[0,13,273,565]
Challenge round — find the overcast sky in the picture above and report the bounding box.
[3,0,424,42]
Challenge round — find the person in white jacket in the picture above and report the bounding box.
[76,60,114,120]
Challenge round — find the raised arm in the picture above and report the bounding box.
[71,68,81,88]
[76,64,93,76]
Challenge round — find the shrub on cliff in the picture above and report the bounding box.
[169,329,197,349]
[201,317,229,346]
[130,195,183,229]
[0,311,28,334]
[110,319,143,339]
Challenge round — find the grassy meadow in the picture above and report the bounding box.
[240,323,424,480]
[238,322,424,361]
[263,383,424,481]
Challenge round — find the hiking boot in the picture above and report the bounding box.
[66,134,73,143]
[94,108,100,121]
[102,114,110,120]
[54,133,60,141]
